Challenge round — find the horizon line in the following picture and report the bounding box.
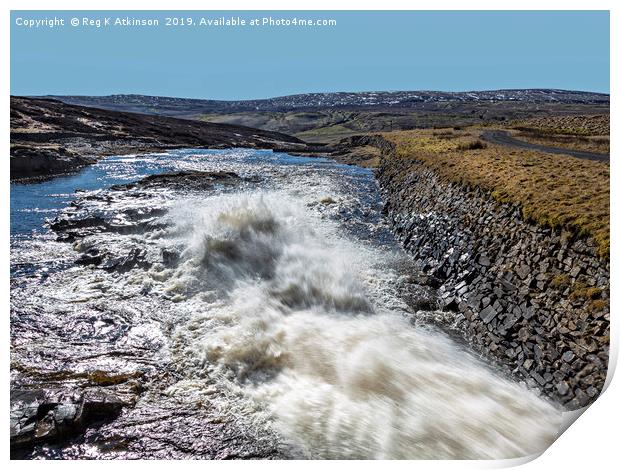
[24,87,611,102]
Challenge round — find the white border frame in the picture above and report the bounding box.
[3,2,616,469]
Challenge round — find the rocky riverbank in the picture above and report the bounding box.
[10,97,326,180]
[376,145,609,409]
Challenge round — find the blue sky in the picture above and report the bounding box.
[11,10,610,99]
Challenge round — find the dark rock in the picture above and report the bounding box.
[100,248,147,273]
[479,305,498,324]
[501,313,519,331]
[533,344,543,363]
[562,351,576,363]
[574,389,590,407]
[11,145,95,180]
[10,388,132,452]
[531,371,547,386]
[522,306,535,320]
[162,248,180,266]
[515,265,530,280]
[76,248,105,266]
[477,254,491,267]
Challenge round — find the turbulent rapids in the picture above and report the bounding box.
[10,149,561,459]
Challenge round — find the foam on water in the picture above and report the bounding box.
[162,191,561,459]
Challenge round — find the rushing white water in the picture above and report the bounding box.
[11,149,562,459]
[160,191,561,459]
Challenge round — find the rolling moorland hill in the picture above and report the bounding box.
[10,96,315,179]
[46,90,609,143]
[47,89,609,114]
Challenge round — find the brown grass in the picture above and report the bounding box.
[589,299,609,313]
[383,128,610,258]
[510,115,610,136]
[515,132,609,154]
[569,282,603,301]
[550,274,571,289]
[457,139,487,151]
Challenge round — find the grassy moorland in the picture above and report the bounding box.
[507,115,610,154]
[198,109,487,143]
[196,101,609,144]
[383,127,610,257]
[510,114,610,136]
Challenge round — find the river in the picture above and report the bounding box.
[10,148,561,459]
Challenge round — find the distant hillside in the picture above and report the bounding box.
[42,89,610,117]
[10,97,313,179]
